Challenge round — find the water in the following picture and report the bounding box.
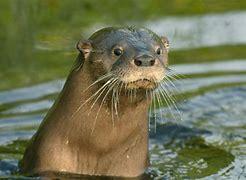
[0,2,246,179]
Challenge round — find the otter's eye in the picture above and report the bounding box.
[156,47,162,55]
[113,48,123,56]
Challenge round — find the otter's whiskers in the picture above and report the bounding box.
[148,71,184,132]
[71,73,114,120]
[92,78,119,133]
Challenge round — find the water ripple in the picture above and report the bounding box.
[0,80,64,105]
[172,59,246,75]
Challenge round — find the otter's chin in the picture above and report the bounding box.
[125,79,158,90]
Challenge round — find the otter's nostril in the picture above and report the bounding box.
[150,59,155,66]
[134,59,142,66]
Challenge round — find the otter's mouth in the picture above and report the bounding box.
[126,78,157,89]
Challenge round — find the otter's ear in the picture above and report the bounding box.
[161,36,169,53]
[76,40,92,59]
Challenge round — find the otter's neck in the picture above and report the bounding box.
[34,61,150,177]
[54,61,150,132]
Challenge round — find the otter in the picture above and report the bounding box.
[20,26,170,178]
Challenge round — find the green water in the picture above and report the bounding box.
[0,1,246,179]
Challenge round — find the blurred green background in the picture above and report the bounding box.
[1,0,246,90]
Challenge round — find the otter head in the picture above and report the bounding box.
[76,26,169,92]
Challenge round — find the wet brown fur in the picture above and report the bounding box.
[20,27,169,178]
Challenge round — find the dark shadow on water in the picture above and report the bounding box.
[148,123,234,179]
[0,160,18,176]
[149,123,211,141]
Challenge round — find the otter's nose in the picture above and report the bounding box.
[134,55,155,67]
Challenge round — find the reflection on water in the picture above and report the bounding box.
[148,11,246,50]
[0,4,246,179]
